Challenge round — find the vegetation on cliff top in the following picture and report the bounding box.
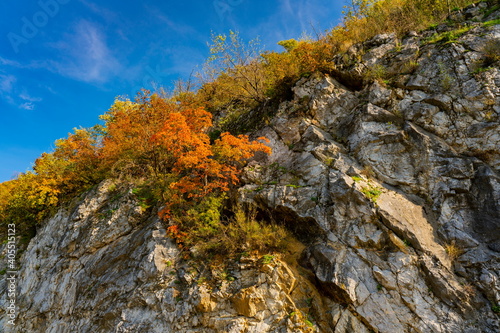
[1,0,491,253]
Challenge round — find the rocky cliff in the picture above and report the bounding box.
[2,3,500,332]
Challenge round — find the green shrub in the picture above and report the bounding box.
[304,319,314,327]
[424,25,472,44]
[261,254,274,264]
[483,19,500,27]
[361,184,383,202]
[195,204,292,257]
[351,176,363,182]
[366,64,388,82]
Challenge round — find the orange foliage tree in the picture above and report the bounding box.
[1,127,104,234]
[0,91,271,242]
[147,101,271,219]
[98,91,270,224]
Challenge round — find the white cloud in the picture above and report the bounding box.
[0,71,42,110]
[19,102,35,110]
[19,92,42,102]
[48,20,121,83]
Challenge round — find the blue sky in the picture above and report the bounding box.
[0,0,344,182]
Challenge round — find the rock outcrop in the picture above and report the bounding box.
[2,3,500,332]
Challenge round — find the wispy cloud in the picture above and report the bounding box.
[242,0,340,51]
[3,18,121,84]
[47,20,121,83]
[0,56,47,71]
[80,0,118,23]
[0,74,16,93]
[19,92,42,102]
[0,57,22,68]
[19,102,35,110]
[0,72,43,110]
[150,9,198,37]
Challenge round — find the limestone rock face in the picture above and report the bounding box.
[241,5,500,331]
[3,4,500,333]
[0,182,331,333]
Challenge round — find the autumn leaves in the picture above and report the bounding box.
[0,92,270,237]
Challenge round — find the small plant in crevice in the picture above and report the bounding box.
[324,157,334,167]
[97,208,116,220]
[213,269,236,282]
[424,25,472,44]
[444,241,463,261]
[437,61,455,91]
[481,39,500,67]
[253,185,264,192]
[360,165,375,178]
[491,305,500,314]
[461,282,476,301]
[351,176,363,182]
[401,60,420,74]
[471,65,493,75]
[131,185,156,213]
[196,276,208,285]
[304,318,314,327]
[361,184,383,203]
[392,41,403,53]
[482,4,500,18]
[482,19,500,28]
[484,110,497,122]
[365,64,388,82]
[286,184,305,189]
[261,254,275,264]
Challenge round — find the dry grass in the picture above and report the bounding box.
[482,39,500,65]
[197,204,294,257]
[360,165,375,178]
[462,283,476,301]
[327,0,475,52]
[444,241,463,261]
